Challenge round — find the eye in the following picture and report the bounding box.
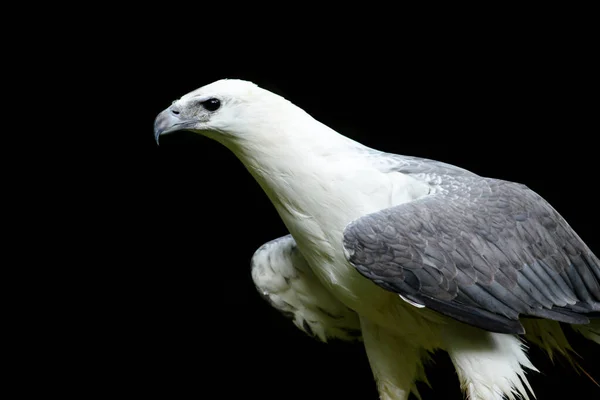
[202,98,221,112]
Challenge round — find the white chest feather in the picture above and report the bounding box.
[228,112,430,321]
[252,153,429,312]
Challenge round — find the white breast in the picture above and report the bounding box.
[269,162,430,317]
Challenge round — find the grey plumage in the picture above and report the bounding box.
[343,170,600,334]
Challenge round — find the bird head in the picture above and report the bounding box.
[154,79,300,148]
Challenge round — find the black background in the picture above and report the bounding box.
[55,11,600,400]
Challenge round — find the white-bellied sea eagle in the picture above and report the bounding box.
[154,79,599,400]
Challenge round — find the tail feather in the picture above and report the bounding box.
[522,319,575,362]
[571,319,600,345]
[523,319,599,389]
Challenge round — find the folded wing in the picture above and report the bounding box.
[343,175,600,334]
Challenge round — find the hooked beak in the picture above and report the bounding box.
[153,106,195,145]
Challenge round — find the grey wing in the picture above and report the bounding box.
[251,235,361,342]
[343,174,600,334]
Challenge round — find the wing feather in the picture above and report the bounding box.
[252,235,361,342]
[343,174,599,334]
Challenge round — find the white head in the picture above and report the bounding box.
[154,79,307,148]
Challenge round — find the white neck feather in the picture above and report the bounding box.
[218,93,430,312]
[221,104,428,249]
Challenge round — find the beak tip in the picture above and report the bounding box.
[154,107,189,146]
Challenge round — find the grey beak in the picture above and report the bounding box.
[154,107,179,145]
[154,106,194,145]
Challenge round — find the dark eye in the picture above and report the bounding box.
[202,98,221,111]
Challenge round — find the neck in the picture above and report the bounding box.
[222,111,429,229]
[228,115,364,196]
[219,111,430,306]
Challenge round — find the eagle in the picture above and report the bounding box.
[154,79,599,400]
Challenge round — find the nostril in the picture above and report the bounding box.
[171,108,180,115]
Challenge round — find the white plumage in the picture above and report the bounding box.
[154,79,599,400]
[251,235,362,342]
